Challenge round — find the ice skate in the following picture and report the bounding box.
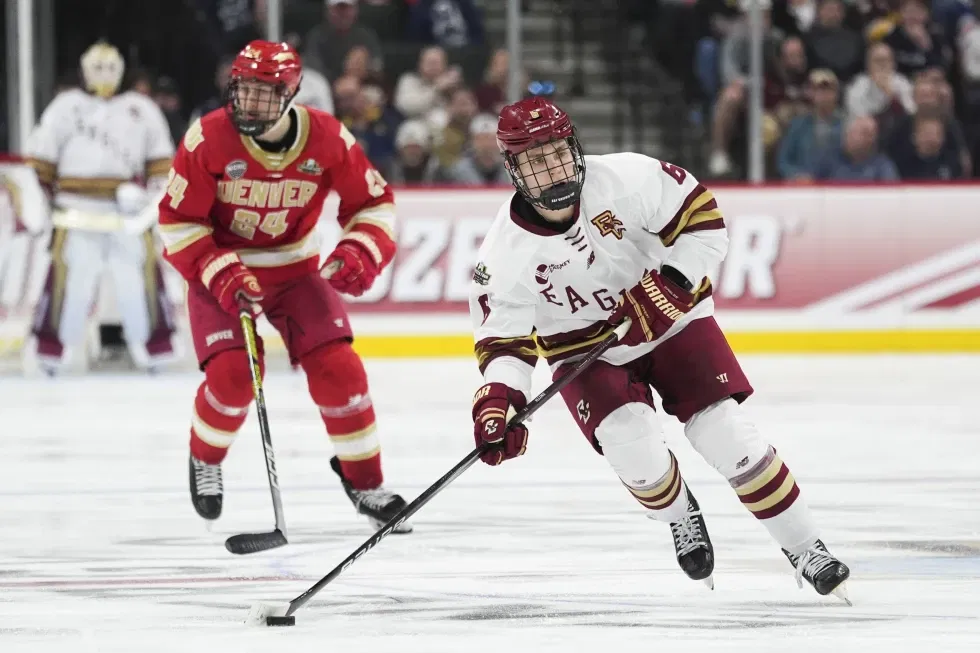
[783,539,851,605]
[330,456,413,533]
[189,455,223,521]
[664,490,715,589]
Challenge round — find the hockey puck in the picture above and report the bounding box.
[266,616,296,627]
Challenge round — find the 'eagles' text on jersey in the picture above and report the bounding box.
[157,105,395,286]
[469,153,729,398]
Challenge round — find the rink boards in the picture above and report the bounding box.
[2,162,979,358]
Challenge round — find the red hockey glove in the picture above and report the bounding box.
[607,268,694,346]
[201,253,265,315]
[322,239,380,297]
[472,382,529,466]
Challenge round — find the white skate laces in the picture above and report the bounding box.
[192,459,223,496]
[354,487,398,511]
[670,504,706,557]
[792,544,836,588]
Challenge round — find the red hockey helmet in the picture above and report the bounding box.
[225,40,303,136]
[496,97,586,210]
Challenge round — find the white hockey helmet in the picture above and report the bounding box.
[80,41,125,98]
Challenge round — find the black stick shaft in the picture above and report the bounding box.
[239,310,287,538]
[283,319,630,616]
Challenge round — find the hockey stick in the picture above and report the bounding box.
[247,317,632,625]
[225,308,289,555]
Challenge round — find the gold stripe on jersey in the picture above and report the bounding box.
[475,335,538,373]
[535,323,612,362]
[27,158,57,185]
[346,203,396,239]
[142,230,158,330]
[660,186,723,247]
[57,177,128,198]
[49,228,69,333]
[145,157,173,179]
[239,105,311,172]
[159,222,214,255]
[237,229,320,268]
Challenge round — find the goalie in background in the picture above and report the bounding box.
[24,40,180,375]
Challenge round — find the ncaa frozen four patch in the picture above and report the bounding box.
[473,262,491,285]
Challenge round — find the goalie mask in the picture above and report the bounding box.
[80,41,125,98]
[225,40,303,137]
[496,97,586,211]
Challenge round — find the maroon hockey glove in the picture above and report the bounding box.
[322,239,380,297]
[608,268,694,346]
[201,253,265,315]
[472,382,529,466]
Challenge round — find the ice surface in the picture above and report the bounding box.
[1,355,977,652]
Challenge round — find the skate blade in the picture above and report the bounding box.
[368,517,413,533]
[831,582,852,606]
[703,575,714,590]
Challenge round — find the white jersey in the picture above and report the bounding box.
[25,88,175,215]
[469,152,729,398]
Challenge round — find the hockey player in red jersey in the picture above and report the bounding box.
[469,97,849,601]
[158,40,412,533]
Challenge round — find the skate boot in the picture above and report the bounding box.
[330,456,413,533]
[189,455,223,520]
[783,539,851,604]
[665,490,715,589]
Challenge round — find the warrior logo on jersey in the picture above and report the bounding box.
[473,262,491,285]
[576,399,591,424]
[591,211,625,240]
[225,160,248,180]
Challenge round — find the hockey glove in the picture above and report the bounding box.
[201,253,265,315]
[608,267,694,346]
[472,382,529,466]
[322,239,380,297]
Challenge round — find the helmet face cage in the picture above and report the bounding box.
[225,77,295,136]
[503,132,586,211]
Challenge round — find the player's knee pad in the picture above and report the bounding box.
[685,398,768,480]
[204,349,260,406]
[594,403,671,486]
[300,340,368,406]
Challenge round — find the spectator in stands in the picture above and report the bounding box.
[845,42,914,129]
[394,46,463,129]
[195,0,264,56]
[333,75,361,124]
[881,0,947,77]
[432,86,479,169]
[190,57,235,122]
[387,119,439,184]
[693,0,743,111]
[475,48,514,114]
[130,68,155,96]
[407,0,486,48]
[294,66,335,114]
[804,0,865,84]
[342,44,387,91]
[859,0,902,41]
[886,72,971,174]
[303,0,383,82]
[346,84,401,177]
[814,115,900,179]
[777,69,845,180]
[709,0,785,176]
[766,36,810,129]
[153,77,188,145]
[443,114,511,185]
[891,115,965,178]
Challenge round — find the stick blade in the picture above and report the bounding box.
[225,529,288,555]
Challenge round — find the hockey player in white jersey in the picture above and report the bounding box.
[469,97,850,601]
[24,41,179,374]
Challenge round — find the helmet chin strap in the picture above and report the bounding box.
[255,98,296,140]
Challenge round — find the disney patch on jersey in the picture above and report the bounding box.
[473,262,491,285]
[225,159,248,179]
[298,158,323,175]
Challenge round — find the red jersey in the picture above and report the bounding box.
[157,105,395,287]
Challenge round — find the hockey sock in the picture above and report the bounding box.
[189,349,260,464]
[302,341,382,490]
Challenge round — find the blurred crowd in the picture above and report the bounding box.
[647,0,980,181]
